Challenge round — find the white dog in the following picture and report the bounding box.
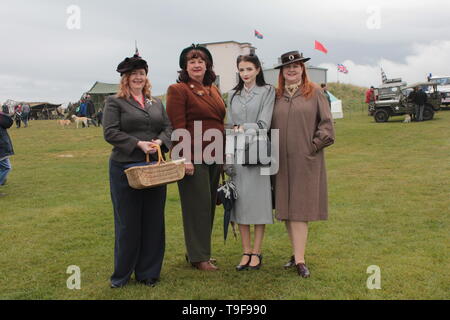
[57,119,71,128]
[71,115,90,128]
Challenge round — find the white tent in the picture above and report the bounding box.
[328,91,343,119]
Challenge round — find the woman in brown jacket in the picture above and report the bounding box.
[166,44,226,271]
[271,51,335,278]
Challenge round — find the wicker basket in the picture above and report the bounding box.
[124,145,185,189]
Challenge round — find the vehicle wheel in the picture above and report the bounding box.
[423,106,434,121]
[432,104,441,111]
[374,109,389,122]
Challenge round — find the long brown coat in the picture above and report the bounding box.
[271,85,335,222]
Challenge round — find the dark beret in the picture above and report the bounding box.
[179,44,213,69]
[116,54,148,76]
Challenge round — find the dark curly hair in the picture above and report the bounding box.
[177,49,216,86]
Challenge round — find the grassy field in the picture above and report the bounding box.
[1,87,449,300]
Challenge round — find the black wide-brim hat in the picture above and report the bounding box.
[179,44,213,69]
[116,54,148,76]
[274,50,310,69]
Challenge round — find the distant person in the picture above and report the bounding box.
[96,108,103,126]
[365,86,375,115]
[320,83,331,109]
[14,105,22,128]
[2,104,9,114]
[86,95,97,126]
[414,87,427,121]
[78,100,87,117]
[0,111,14,195]
[21,103,30,127]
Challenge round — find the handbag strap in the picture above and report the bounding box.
[145,144,164,165]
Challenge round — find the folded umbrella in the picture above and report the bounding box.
[217,179,238,243]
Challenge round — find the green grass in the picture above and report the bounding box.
[0,101,449,300]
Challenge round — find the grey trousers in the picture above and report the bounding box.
[415,104,424,121]
[177,163,221,263]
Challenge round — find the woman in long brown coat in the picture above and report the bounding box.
[271,50,335,278]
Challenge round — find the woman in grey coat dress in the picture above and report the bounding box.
[225,54,275,271]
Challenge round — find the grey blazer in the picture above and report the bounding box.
[103,95,172,162]
[226,84,275,131]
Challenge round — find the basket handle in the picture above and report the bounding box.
[145,144,165,165]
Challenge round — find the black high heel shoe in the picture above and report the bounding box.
[247,253,263,270]
[236,253,252,271]
[283,255,296,269]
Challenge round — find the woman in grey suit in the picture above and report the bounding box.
[103,51,172,288]
[225,54,275,271]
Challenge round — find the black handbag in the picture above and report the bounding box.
[243,123,271,166]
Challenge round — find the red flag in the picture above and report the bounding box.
[314,40,328,54]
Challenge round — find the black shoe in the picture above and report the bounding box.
[1,179,6,186]
[283,255,295,269]
[236,253,252,271]
[296,263,311,278]
[137,278,159,287]
[110,282,127,289]
[247,253,263,270]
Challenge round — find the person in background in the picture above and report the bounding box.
[2,104,9,114]
[21,103,30,127]
[78,99,87,117]
[0,111,14,195]
[414,87,427,121]
[225,54,275,271]
[320,83,331,109]
[14,105,22,128]
[96,108,103,126]
[103,50,172,288]
[271,50,335,278]
[86,94,97,126]
[365,86,375,115]
[166,44,226,271]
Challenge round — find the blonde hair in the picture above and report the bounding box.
[117,71,152,99]
[276,62,315,99]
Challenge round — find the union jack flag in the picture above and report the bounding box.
[337,64,348,74]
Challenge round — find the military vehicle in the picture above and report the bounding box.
[428,75,450,107]
[372,80,440,122]
[368,78,407,116]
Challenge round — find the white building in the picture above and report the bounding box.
[202,40,328,92]
[201,41,256,92]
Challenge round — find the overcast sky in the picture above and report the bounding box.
[1,0,449,104]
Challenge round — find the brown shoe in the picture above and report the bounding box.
[296,263,310,278]
[191,261,219,271]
